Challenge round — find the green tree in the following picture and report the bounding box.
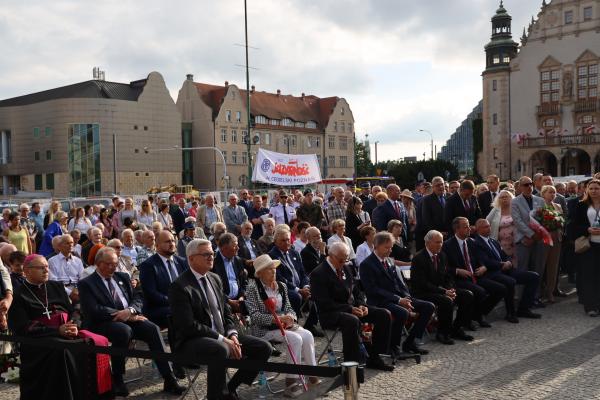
[354,139,373,177]
[387,159,459,189]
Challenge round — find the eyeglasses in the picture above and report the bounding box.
[193,252,215,259]
[521,182,533,187]
[112,246,123,249]
[26,265,48,270]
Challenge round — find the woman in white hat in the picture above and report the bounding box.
[245,254,319,397]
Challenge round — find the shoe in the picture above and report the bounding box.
[366,356,395,371]
[402,341,429,355]
[306,325,325,337]
[532,299,546,309]
[477,318,492,328]
[464,322,478,331]
[554,289,568,297]
[270,345,282,357]
[283,383,304,398]
[163,376,186,395]
[517,309,542,319]
[505,314,519,324]
[172,364,186,379]
[308,377,322,387]
[435,333,455,345]
[224,386,240,400]
[389,345,402,358]
[112,375,130,397]
[451,329,474,342]
[586,310,599,317]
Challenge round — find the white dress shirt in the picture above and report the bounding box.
[48,253,84,295]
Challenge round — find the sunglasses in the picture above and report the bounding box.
[521,182,533,187]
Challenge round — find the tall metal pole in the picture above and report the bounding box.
[112,132,117,194]
[374,141,379,165]
[419,129,434,160]
[244,0,252,189]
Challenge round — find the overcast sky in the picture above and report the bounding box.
[0,0,544,161]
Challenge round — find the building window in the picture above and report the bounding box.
[34,174,43,190]
[503,55,511,63]
[295,121,305,128]
[134,125,138,130]
[255,115,267,124]
[341,107,345,115]
[543,118,557,127]
[565,10,574,24]
[334,122,338,132]
[34,151,40,161]
[269,119,279,126]
[45,127,52,136]
[221,128,227,143]
[144,126,148,131]
[232,151,238,164]
[231,130,237,143]
[222,151,227,162]
[290,135,297,148]
[282,118,293,127]
[493,113,498,125]
[348,123,353,132]
[263,132,271,145]
[241,130,248,144]
[46,173,55,190]
[340,156,348,168]
[584,7,593,21]
[328,136,336,149]
[493,55,500,64]
[242,151,247,165]
[340,122,345,132]
[328,156,335,168]
[68,123,101,196]
[226,110,232,122]
[541,69,560,103]
[493,80,497,91]
[33,127,40,137]
[46,150,52,160]
[306,121,317,129]
[236,111,241,122]
[309,136,320,148]
[577,63,598,99]
[339,136,348,150]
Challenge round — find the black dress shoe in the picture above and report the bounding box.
[163,377,186,395]
[172,364,186,379]
[451,329,474,342]
[306,325,325,337]
[477,318,492,328]
[402,341,429,355]
[505,314,519,323]
[366,356,394,371]
[435,333,455,345]
[532,299,546,309]
[112,376,130,397]
[517,309,542,319]
[464,322,478,331]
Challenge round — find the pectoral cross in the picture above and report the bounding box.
[43,307,52,320]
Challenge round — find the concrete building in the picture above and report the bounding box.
[176,76,355,190]
[0,71,181,197]
[480,0,600,179]
[438,100,483,175]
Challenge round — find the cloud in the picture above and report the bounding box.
[0,0,543,161]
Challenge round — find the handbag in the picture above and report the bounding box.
[574,235,591,254]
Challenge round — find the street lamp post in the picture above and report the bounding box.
[244,0,253,189]
[144,146,229,192]
[374,141,379,165]
[418,129,434,160]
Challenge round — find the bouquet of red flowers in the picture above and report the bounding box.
[533,205,565,232]
[528,218,553,246]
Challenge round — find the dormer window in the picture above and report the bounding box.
[564,10,573,25]
[306,121,317,129]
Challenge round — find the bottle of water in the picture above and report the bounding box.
[358,342,369,365]
[327,348,337,367]
[257,371,268,399]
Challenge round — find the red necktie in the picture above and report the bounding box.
[336,268,344,280]
[462,241,476,283]
[432,254,438,271]
[393,201,401,217]
[464,199,470,212]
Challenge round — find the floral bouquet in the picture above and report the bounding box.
[533,205,565,232]
[528,217,553,246]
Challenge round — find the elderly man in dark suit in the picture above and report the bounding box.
[478,174,501,218]
[444,179,482,233]
[471,219,541,322]
[373,184,408,239]
[311,241,394,371]
[416,176,447,250]
[169,239,271,400]
[442,217,505,329]
[138,230,187,327]
[170,197,188,235]
[212,233,247,314]
[79,247,184,396]
[300,226,327,275]
[237,221,261,274]
[268,225,323,336]
[410,230,475,345]
[360,232,434,355]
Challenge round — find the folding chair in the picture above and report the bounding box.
[312,303,343,365]
[179,364,204,400]
[123,340,146,384]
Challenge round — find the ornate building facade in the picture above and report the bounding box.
[480,0,600,179]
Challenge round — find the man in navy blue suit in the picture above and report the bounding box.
[79,247,184,396]
[442,217,504,329]
[372,184,408,240]
[443,180,482,233]
[360,232,434,355]
[471,219,541,322]
[268,225,323,337]
[212,233,248,314]
[138,230,187,327]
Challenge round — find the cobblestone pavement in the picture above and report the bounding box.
[2,287,600,399]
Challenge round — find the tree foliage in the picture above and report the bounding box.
[372,159,459,190]
[354,139,373,177]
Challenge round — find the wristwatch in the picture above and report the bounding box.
[128,307,136,315]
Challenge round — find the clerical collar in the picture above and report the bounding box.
[24,279,45,289]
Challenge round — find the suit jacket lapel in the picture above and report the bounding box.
[94,272,117,307]
[185,270,211,316]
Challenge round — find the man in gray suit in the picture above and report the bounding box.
[511,176,545,303]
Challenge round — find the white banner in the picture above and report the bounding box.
[252,148,322,186]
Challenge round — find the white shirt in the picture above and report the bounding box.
[98,272,129,309]
[158,253,177,281]
[327,234,356,260]
[588,206,600,243]
[355,241,373,266]
[269,203,296,226]
[48,253,84,295]
[454,235,472,268]
[190,268,236,342]
[293,238,307,252]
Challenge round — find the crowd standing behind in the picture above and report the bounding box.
[1,173,600,399]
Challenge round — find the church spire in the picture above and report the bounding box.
[484,1,519,72]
